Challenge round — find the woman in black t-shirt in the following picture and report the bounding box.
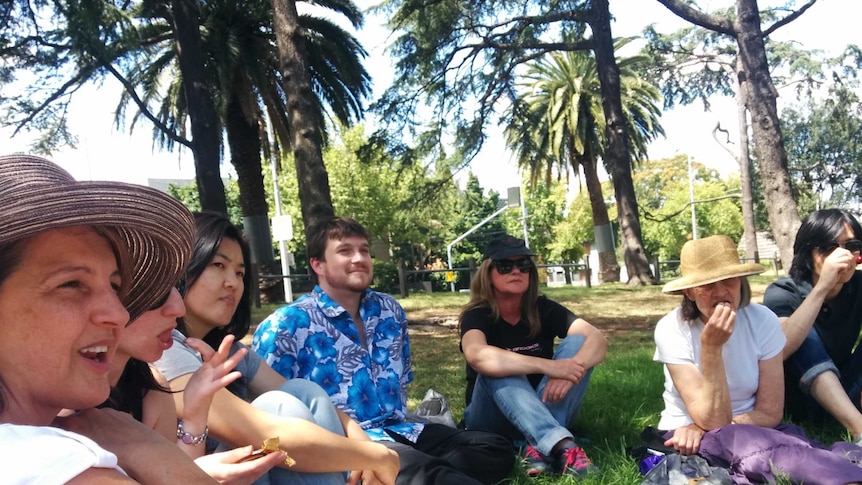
[459,234,608,478]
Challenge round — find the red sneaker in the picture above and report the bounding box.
[521,445,549,476]
[552,445,599,477]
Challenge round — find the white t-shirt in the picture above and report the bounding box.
[0,424,123,484]
[653,303,785,430]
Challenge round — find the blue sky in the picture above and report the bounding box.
[2,0,857,195]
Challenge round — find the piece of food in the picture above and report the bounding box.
[239,437,296,467]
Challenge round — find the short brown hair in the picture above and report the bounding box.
[306,217,369,261]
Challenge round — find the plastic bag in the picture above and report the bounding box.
[407,388,458,428]
[640,453,732,485]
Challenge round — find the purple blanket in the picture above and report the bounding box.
[697,423,862,485]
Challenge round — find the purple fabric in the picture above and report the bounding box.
[697,423,862,485]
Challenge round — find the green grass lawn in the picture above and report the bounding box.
[251,276,848,484]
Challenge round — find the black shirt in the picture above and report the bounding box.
[763,271,862,369]
[459,296,577,405]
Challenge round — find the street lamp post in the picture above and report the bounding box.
[688,155,697,240]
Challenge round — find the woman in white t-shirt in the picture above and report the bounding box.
[653,236,862,484]
[654,235,785,455]
[0,154,214,484]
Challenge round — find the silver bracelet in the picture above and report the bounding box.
[176,419,208,446]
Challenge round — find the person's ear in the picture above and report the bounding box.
[309,257,324,275]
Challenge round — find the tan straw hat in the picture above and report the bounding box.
[0,154,194,321]
[662,235,765,294]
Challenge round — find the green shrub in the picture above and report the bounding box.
[372,260,399,293]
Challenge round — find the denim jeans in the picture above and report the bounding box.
[249,379,348,485]
[463,334,593,457]
[786,327,862,420]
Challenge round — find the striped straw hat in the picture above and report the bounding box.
[0,154,194,321]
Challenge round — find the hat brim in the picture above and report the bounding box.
[662,263,765,295]
[2,182,193,321]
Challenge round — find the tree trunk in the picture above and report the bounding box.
[269,0,335,251]
[734,0,799,268]
[589,0,655,285]
[735,55,759,263]
[576,152,620,283]
[170,0,227,214]
[225,91,275,266]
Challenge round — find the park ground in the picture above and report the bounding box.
[251,276,849,484]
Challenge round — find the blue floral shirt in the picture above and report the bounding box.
[252,286,421,441]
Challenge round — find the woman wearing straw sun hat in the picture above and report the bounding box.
[0,153,216,483]
[652,235,862,484]
[655,234,783,454]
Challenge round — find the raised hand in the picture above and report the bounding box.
[181,335,246,435]
[700,302,735,348]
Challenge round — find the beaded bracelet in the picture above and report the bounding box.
[176,419,208,446]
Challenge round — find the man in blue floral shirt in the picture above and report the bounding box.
[253,217,513,484]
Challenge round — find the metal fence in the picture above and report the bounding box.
[253,257,782,305]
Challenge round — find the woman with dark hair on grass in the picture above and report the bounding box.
[106,286,285,483]
[458,234,607,478]
[154,211,399,485]
[763,209,862,442]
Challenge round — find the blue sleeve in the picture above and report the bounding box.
[252,306,307,379]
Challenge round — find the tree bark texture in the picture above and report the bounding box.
[735,56,759,263]
[170,0,227,214]
[590,0,656,285]
[269,0,335,250]
[226,91,274,264]
[733,0,799,268]
[576,151,621,283]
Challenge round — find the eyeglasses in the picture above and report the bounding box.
[492,258,535,274]
[821,239,862,254]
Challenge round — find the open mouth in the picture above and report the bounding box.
[79,345,109,363]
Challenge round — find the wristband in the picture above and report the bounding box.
[176,419,208,446]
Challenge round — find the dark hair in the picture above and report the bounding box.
[789,209,862,284]
[680,277,753,321]
[101,358,169,420]
[306,217,369,261]
[177,212,253,349]
[306,217,369,284]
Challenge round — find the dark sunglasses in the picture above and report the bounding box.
[821,239,862,254]
[492,258,535,274]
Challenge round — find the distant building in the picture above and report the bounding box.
[147,178,195,193]
[738,231,780,263]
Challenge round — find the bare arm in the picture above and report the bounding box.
[565,318,608,369]
[462,329,585,381]
[782,249,855,356]
[56,408,217,484]
[667,304,735,430]
[731,354,784,428]
[67,468,139,484]
[168,373,399,482]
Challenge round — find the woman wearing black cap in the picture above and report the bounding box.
[458,234,607,478]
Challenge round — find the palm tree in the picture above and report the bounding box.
[505,41,664,283]
[117,0,370,261]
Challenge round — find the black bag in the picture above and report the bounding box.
[386,423,515,484]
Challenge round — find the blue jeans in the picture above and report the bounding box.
[463,335,592,457]
[786,327,862,420]
[249,379,347,485]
